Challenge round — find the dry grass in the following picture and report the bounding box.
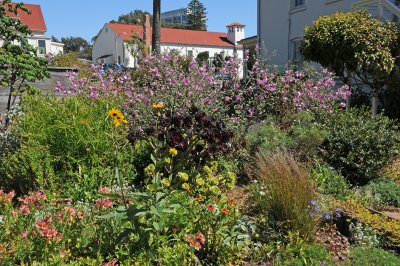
[253,151,316,238]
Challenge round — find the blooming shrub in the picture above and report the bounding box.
[57,51,350,133]
[0,190,123,264]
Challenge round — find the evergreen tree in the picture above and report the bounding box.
[187,0,207,31]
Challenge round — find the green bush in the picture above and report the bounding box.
[0,95,143,200]
[346,247,400,266]
[290,111,328,159]
[319,108,400,185]
[245,111,327,159]
[364,178,400,207]
[311,164,351,200]
[245,120,293,154]
[281,243,334,266]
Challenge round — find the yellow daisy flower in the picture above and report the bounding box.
[108,108,122,119]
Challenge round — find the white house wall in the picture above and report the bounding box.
[92,25,127,65]
[258,0,356,66]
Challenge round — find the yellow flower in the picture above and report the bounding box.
[152,103,165,109]
[108,108,128,127]
[169,148,178,156]
[108,108,122,119]
[113,119,121,127]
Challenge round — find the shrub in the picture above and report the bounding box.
[346,247,400,266]
[245,120,293,154]
[319,108,400,185]
[311,164,351,200]
[252,152,316,238]
[380,158,400,183]
[0,95,139,200]
[245,111,328,158]
[289,111,328,158]
[364,178,400,207]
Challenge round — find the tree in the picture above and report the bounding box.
[187,0,207,31]
[0,0,49,126]
[196,51,209,65]
[302,10,398,115]
[51,35,60,42]
[113,10,151,25]
[61,36,92,60]
[152,0,161,54]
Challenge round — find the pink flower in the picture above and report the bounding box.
[19,204,30,215]
[98,186,112,194]
[96,198,113,209]
[21,231,27,239]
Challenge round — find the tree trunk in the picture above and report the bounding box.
[371,93,378,116]
[152,0,161,55]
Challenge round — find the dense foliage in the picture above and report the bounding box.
[319,108,400,184]
[1,8,400,263]
[0,0,48,120]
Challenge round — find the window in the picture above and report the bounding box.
[292,0,305,8]
[291,38,303,63]
[187,50,193,57]
[38,39,46,54]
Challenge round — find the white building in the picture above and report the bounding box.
[92,15,245,72]
[2,2,64,56]
[257,0,400,66]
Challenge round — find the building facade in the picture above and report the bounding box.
[161,8,189,25]
[3,3,64,56]
[92,15,245,75]
[257,0,400,66]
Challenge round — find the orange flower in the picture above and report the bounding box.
[194,195,202,201]
[221,208,230,215]
[207,204,215,211]
[227,199,237,205]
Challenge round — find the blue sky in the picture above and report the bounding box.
[29,0,257,42]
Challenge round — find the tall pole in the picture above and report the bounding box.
[152,0,161,54]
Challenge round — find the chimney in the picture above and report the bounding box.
[143,14,151,54]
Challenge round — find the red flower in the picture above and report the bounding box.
[227,199,237,205]
[207,204,215,211]
[221,208,230,215]
[194,195,202,201]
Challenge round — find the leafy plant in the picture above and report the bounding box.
[311,164,351,200]
[0,95,138,199]
[319,108,400,185]
[364,178,400,207]
[345,247,400,266]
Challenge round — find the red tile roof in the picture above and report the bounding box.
[226,22,246,27]
[5,2,47,32]
[108,23,235,48]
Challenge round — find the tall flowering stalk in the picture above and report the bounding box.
[108,108,128,208]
